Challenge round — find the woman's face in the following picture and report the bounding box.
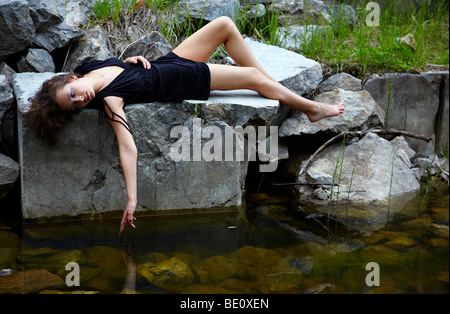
[55,75,94,111]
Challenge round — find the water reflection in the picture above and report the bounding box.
[0,184,448,294]
[120,238,136,294]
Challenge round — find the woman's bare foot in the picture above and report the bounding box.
[306,103,345,122]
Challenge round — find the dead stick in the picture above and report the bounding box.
[272,182,339,186]
[298,128,432,177]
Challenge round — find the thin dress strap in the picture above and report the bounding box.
[102,99,133,135]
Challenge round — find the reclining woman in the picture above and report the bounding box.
[25,16,344,232]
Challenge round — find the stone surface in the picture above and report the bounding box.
[279,89,384,137]
[243,37,323,97]
[0,269,65,294]
[276,25,332,50]
[63,27,113,72]
[179,0,240,22]
[363,73,441,154]
[317,72,362,93]
[299,133,420,203]
[0,0,35,59]
[0,153,20,199]
[137,257,195,292]
[421,71,449,157]
[17,49,55,73]
[0,74,14,130]
[28,0,64,32]
[33,20,83,52]
[121,31,172,62]
[296,132,421,229]
[14,72,279,219]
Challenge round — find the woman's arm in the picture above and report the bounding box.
[104,96,138,232]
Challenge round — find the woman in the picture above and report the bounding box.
[26,17,344,232]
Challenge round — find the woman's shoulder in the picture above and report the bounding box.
[74,58,126,74]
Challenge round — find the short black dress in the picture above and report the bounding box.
[74,52,211,132]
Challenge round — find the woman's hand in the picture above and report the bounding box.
[120,200,137,233]
[124,55,151,69]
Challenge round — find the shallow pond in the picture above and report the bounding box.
[0,183,448,295]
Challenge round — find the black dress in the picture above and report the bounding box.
[74,52,211,133]
[75,52,211,106]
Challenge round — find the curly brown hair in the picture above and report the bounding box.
[24,73,83,145]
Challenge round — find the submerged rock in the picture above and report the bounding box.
[137,257,195,292]
[0,269,65,294]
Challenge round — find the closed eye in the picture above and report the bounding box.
[67,89,77,110]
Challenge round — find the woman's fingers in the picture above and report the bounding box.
[124,56,151,69]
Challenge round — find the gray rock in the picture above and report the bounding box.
[297,132,421,229]
[421,71,449,157]
[17,49,55,73]
[0,153,20,199]
[0,75,13,141]
[390,136,416,160]
[412,154,445,177]
[279,89,384,137]
[242,37,323,96]
[323,4,357,27]
[0,62,16,86]
[0,0,36,59]
[246,3,266,19]
[306,133,421,201]
[363,73,441,154]
[36,0,93,27]
[13,72,279,219]
[317,72,362,93]
[0,75,13,118]
[63,27,113,73]
[27,0,64,32]
[121,32,173,62]
[269,0,331,25]
[276,25,332,50]
[33,20,83,52]
[179,0,240,22]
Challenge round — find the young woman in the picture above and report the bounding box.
[26,16,344,232]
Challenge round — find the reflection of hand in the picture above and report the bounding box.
[124,55,151,69]
[120,240,136,270]
[120,240,136,294]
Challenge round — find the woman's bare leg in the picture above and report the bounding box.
[174,16,344,121]
[208,64,344,122]
[172,16,275,81]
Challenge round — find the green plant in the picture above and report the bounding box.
[328,122,349,223]
[403,91,408,130]
[345,167,356,223]
[387,152,395,221]
[384,76,393,128]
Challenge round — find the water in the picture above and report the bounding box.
[0,183,448,294]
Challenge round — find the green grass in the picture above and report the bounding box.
[88,0,449,76]
[297,0,449,75]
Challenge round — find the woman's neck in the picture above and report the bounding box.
[81,72,105,93]
[82,66,125,93]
